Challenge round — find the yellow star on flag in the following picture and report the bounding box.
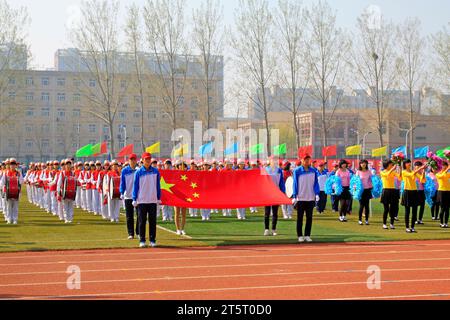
[181,175,188,182]
[193,193,200,199]
[160,177,175,194]
[190,182,198,189]
[186,198,193,203]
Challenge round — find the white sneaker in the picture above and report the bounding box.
[181,230,186,236]
[128,236,134,240]
[272,230,278,236]
[110,219,115,223]
[264,229,271,236]
[202,217,206,221]
[176,230,182,235]
[440,224,445,228]
[6,221,11,225]
[390,224,396,230]
[305,237,313,243]
[139,242,146,248]
[382,224,388,229]
[445,224,449,228]
[13,221,17,225]
[298,237,305,243]
[358,221,363,225]
[365,221,370,225]
[339,216,343,222]
[150,242,157,248]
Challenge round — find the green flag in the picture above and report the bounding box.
[273,144,287,156]
[436,146,450,158]
[91,143,101,155]
[76,144,94,158]
[250,144,264,155]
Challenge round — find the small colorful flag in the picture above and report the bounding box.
[346,145,362,156]
[146,142,161,154]
[372,146,388,157]
[273,144,287,156]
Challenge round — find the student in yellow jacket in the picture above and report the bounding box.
[436,161,450,228]
[401,159,426,233]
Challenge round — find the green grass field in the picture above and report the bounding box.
[1,191,450,252]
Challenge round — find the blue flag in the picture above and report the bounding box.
[392,146,407,156]
[414,146,429,158]
[199,142,213,157]
[224,143,239,156]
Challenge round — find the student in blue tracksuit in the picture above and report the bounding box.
[264,156,286,236]
[292,155,320,243]
[132,152,161,248]
[120,153,139,240]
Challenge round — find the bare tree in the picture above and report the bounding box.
[431,24,450,93]
[143,0,190,145]
[0,0,30,125]
[69,0,124,158]
[304,0,347,151]
[348,9,398,148]
[230,0,275,156]
[192,0,224,130]
[125,3,147,152]
[396,17,426,157]
[274,0,309,150]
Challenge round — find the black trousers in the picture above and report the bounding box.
[331,194,339,212]
[405,206,418,229]
[431,194,440,219]
[316,191,327,213]
[382,202,396,225]
[339,199,351,217]
[265,205,279,231]
[440,204,450,225]
[418,202,425,221]
[138,203,157,243]
[297,201,315,237]
[125,199,139,237]
[359,198,370,222]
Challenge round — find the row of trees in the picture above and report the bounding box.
[0,0,449,158]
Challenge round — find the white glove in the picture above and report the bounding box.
[120,194,124,200]
[157,200,162,205]
[291,198,298,206]
[316,195,320,202]
[132,201,138,207]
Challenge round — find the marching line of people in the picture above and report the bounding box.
[1,153,449,247]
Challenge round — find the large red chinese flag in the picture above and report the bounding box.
[298,145,313,159]
[159,169,291,209]
[117,144,134,157]
[322,145,337,157]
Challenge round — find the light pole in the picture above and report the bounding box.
[350,128,360,161]
[399,127,413,159]
[362,132,373,159]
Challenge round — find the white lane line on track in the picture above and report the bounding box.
[3,278,450,300]
[1,257,450,276]
[156,225,192,239]
[2,241,450,260]
[329,293,450,300]
[1,266,450,288]
[0,249,449,267]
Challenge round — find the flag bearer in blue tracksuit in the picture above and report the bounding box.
[132,152,161,248]
[316,161,329,214]
[292,155,320,243]
[120,153,139,240]
[264,156,286,236]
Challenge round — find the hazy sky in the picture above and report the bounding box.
[8,0,450,69]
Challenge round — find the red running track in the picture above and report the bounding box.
[1,240,450,300]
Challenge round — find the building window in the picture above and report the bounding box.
[133,126,140,134]
[41,77,50,86]
[74,79,81,87]
[41,92,50,101]
[148,110,156,119]
[73,124,80,134]
[134,96,142,104]
[178,96,185,105]
[25,140,33,148]
[26,108,34,117]
[119,112,126,119]
[57,93,66,102]
[103,126,109,134]
[191,98,199,108]
[57,78,65,86]
[89,79,96,87]
[416,137,426,141]
[8,139,15,148]
[417,124,427,128]
[191,80,198,89]
[26,77,33,86]
[73,94,81,102]
[25,125,32,133]
[42,140,50,149]
[57,109,65,118]
[41,108,50,117]
[8,92,15,100]
[42,124,50,133]
[133,111,141,119]
[88,124,96,133]
[119,142,125,149]
[25,92,34,101]
[9,78,16,85]
[73,109,80,117]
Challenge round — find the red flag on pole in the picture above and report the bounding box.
[322,145,337,157]
[159,169,291,209]
[298,145,313,159]
[93,142,108,157]
[117,144,134,157]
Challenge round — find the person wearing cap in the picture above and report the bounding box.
[78,162,90,212]
[174,161,188,235]
[161,160,174,222]
[132,152,161,248]
[0,158,24,224]
[292,155,320,243]
[120,154,140,239]
[281,160,294,220]
[91,161,103,216]
[47,161,60,216]
[329,162,340,213]
[316,162,329,215]
[85,161,96,213]
[56,159,76,223]
[104,160,121,223]
[335,159,353,222]
[73,162,82,208]
[263,156,286,236]
[24,163,35,204]
[97,161,111,220]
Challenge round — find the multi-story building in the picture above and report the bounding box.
[0,49,224,163]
